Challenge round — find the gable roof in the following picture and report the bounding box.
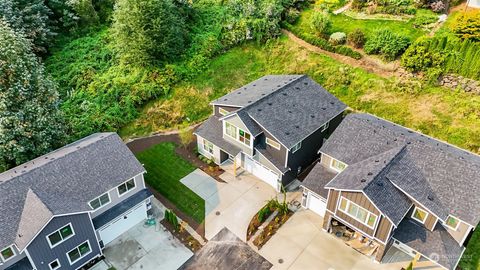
[321,113,480,226]
[213,75,347,149]
[0,133,145,250]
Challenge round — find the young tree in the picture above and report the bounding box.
[0,21,66,169]
[0,0,55,54]
[110,0,187,66]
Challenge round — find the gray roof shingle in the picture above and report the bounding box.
[301,161,336,198]
[0,133,145,249]
[321,113,480,226]
[393,219,465,270]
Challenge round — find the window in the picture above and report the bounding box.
[49,259,61,270]
[338,197,378,229]
[445,216,460,230]
[117,179,135,196]
[266,138,280,150]
[411,207,428,224]
[218,107,228,116]
[291,142,302,153]
[321,121,330,132]
[225,122,237,139]
[0,246,15,262]
[89,192,110,210]
[331,158,347,172]
[203,139,214,154]
[238,129,251,146]
[47,224,74,247]
[67,241,91,265]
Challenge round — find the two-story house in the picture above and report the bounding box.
[301,113,480,270]
[194,75,347,191]
[0,133,152,270]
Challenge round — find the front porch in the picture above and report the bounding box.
[327,217,383,260]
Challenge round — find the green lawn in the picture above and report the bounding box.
[135,142,205,223]
[460,225,480,270]
[288,3,431,41]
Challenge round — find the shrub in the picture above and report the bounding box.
[257,206,272,222]
[329,32,347,45]
[165,209,179,230]
[412,13,438,28]
[401,37,445,72]
[311,10,332,36]
[430,0,445,13]
[179,128,194,148]
[451,10,480,42]
[347,28,366,48]
[334,46,362,59]
[284,8,301,24]
[364,29,410,61]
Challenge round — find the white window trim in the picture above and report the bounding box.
[224,122,237,141]
[46,223,75,248]
[49,259,61,270]
[338,197,378,229]
[67,240,92,265]
[0,245,16,262]
[411,206,429,224]
[321,121,330,132]
[202,139,214,155]
[266,137,281,150]
[291,142,302,153]
[444,215,461,231]
[224,121,252,148]
[117,178,136,197]
[238,128,251,147]
[330,158,347,172]
[218,107,228,116]
[89,192,111,211]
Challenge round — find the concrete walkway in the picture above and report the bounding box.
[258,210,406,270]
[180,168,277,241]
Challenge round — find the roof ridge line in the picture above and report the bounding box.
[363,145,407,190]
[235,75,306,114]
[0,133,116,185]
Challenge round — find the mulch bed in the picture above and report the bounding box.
[246,206,275,241]
[160,219,203,253]
[253,211,294,249]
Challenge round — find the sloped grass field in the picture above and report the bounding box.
[122,36,480,155]
[135,142,205,223]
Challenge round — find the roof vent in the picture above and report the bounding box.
[427,195,434,201]
[288,110,292,113]
[330,102,334,105]
[295,125,300,129]
[310,115,315,118]
[407,141,411,144]
[257,109,262,112]
[285,132,290,135]
[224,98,228,101]
[282,93,287,96]
[321,107,326,110]
[361,179,366,183]
[264,78,268,80]
[304,82,308,85]
[375,160,379,162]
[45,156,48,159]
[268,103,272,106]
[261,93,265,96]
[295,87,300,90]
[408,130,413,133]
[248,101,252,103]
[277,85,281,87]
[367,172,373,176]
[394,138,397,141]
[377,182,384,187]
[237,92,241,94]
[253,84,256,86]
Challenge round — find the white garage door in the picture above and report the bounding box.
[98,202,147,245]
[245,156,279,190]
[307,192,326,217]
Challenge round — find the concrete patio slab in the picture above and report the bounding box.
[259,233,305,269]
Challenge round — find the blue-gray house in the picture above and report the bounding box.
[0,133,153,270]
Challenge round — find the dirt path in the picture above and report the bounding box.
[282,29,404,78]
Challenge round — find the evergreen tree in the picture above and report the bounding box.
[0,0,55,54]
[0,21,66,169]
[110,0,187,66]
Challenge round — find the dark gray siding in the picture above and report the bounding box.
[287,113,343,177]
[26,213,101,270]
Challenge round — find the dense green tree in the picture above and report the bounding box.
[0,0,55,54]
[0,21,66,169]
[110,0,187,66]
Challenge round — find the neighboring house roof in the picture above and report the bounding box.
[321,113,480,226]
[0,133,145,250]
[179,227,272,270]
[301,161,336,199]
[213,75,347,149]
[194,116,242,156]
[255,146,290,174]
[393,219,465,270]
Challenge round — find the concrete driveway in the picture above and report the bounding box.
[180,168,277,241]
[258,210,405,270]
[103,215,193,270]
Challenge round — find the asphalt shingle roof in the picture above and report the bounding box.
[194,116,242,156]
[394,219,465,270]
[321,113,480,226]
[0,133,145,249]
[301,161,336,199]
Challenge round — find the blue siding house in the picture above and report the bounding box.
[0,133,153,270]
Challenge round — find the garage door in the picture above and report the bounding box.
[307,192,326,216]
[98,202,147,245]
[245,156,279,190]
